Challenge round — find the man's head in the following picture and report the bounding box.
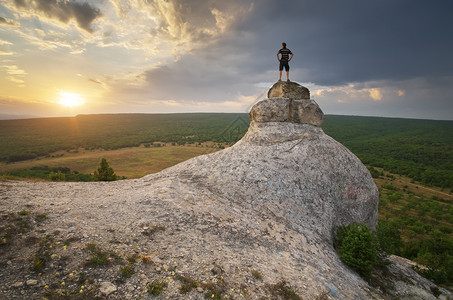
[282,42,287,48]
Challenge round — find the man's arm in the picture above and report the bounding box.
[289,53,294,61]
[276,52,281,62]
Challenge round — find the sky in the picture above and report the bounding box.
[0,0,452,120]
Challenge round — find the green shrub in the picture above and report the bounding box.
[413,232,453,285]
[147,280,167,295]
[175,274,198,294]
[119,263,134,278]
[265,280,301,300]
[377,219,403,256]
[84,243,110,267]
[93,158,118,181]
[367,166,381,178]
[250,269,264,280]
[49,171,65,181]
[334,223,378,279]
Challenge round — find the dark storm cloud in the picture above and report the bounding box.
[13,0,102,33]
[132,0,453,119]
[226,0,453,86]
[137,0,453,97]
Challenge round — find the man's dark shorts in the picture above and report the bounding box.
[279,60,289,71]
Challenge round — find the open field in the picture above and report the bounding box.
[0,143,223,179]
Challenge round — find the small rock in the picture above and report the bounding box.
[197,287,204,293]
[151,255,163,264]
[99,281,117,296]
[12,282,24,288]
[26,279,38,286]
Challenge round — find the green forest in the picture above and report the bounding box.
[0,113,248,163]
[1,113,451,189]
[322,115,453,189]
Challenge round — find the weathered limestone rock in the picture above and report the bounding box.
[136,81,380,297]
[250,98,324,126]
[268,81,310,99]
[99,281,117,296]
[251,81,324,126]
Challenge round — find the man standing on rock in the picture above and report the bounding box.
[277,42,293,81]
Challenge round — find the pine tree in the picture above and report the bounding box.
[93,158,118,181]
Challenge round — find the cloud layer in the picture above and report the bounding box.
[0,0,452,120]
[11,0,101,32]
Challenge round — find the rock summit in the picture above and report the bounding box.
[251,81,324,127]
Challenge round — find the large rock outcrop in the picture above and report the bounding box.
[1,81,450,299]
[139,81,381,298]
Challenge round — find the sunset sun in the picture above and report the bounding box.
[58,91,85,107]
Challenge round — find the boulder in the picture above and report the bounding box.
[267,81,310,99]
[252,81,324,126]
[249,98,324,126]
[137,81,380,298]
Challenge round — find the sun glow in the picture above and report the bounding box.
[58,91,85,107]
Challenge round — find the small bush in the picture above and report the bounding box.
[35,214,48,223]
[119,263,134,278]
[368,166,381,178]
[93,158,118,181]
[30,236,53,274]
[18,210,29,216]
[85,243,110,267]
[265,280,301,300]
[49,171,65,181]
[377,219,403,256]
[147,280,167,295]
[250,269,263,280]
[126,254,139,263]
[175,274,198,293]
[334,223,378,279]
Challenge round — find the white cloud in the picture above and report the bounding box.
[368,88,382,101]
[2,64,27,75]
[1,64,27,86]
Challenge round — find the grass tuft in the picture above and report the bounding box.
[147,280,168,295]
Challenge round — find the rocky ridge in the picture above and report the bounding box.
[0,81,451,299]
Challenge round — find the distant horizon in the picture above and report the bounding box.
[1,111,452,122]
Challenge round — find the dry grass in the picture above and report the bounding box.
[0,143,223,179]
[374,167,453,202]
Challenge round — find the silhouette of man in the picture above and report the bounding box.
[277,42,293,81]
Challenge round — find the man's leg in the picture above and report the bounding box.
[286,71,290,81]
[279,70,282,81]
